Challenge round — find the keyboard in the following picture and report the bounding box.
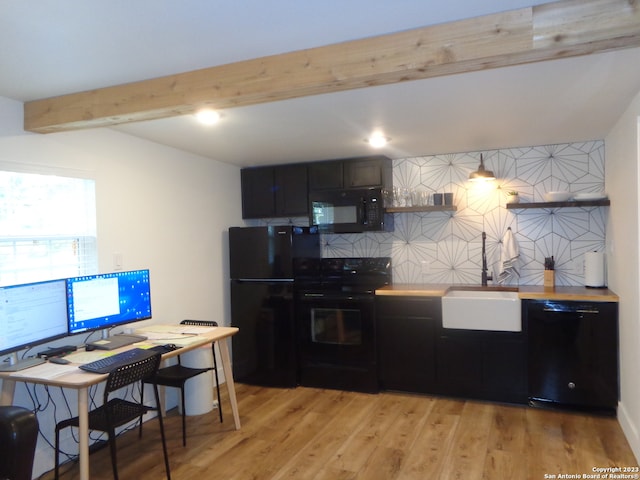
[149,344,182,354]
[79,348,158,374]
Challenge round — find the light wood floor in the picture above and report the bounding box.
[46,383,638,480]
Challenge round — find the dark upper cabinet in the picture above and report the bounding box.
[308,156,392,190]
[274,164,308,216]
[308,160,343,190]
[241,156,391,218]
[345,156,391,188]
[241,164,308,219]
[241,166,276,218]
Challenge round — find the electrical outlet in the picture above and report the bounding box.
[573,259,584,275]
[113,252,123,270]
[421,260,430,275]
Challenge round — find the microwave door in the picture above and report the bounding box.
[335,203,360,224]
[312,202,363,232]
[309,188,386,233]
[311,201,330,228]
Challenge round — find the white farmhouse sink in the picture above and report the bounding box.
[442,289,521,332]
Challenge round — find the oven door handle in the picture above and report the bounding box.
[300,292,374,302]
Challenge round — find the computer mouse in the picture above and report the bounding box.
[85,344,96,351]
[49,357,70,365]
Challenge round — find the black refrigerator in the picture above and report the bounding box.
[229,226,320,387]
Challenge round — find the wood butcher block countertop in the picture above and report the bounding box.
[376,284,619,302]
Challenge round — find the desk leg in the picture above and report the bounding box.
[78,388,90,480]
[218,338,241,429]
[158,357,168,416]
[0,378,16,405]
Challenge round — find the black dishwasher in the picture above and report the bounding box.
[526,299,618,414]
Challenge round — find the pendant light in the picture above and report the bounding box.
[469,153,495,181]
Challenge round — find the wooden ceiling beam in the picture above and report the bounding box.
[24,0,640,133]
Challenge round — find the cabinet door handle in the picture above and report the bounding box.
[542,308,599,314]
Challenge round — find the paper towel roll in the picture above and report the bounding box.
[584,251,606,287]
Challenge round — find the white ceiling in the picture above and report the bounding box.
[2,0,640,167]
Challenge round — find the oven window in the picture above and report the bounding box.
[310,307,362,345]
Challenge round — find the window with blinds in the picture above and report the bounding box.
[0,169,97,286]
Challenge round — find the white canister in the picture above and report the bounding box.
[584,251,606,288]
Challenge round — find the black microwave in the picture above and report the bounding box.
[309,188,392,233]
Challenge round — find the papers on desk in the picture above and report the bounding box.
[10,362,81,379]
[64,350,114,364]
[139,324,217,335]
[136,324,217,345]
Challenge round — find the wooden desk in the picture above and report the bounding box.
[0,326,239,480]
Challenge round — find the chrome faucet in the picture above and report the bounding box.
[481,231,492,286]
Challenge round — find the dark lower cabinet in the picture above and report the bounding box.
[436,330,527,404]
[377,295,526,404]
[526,300,618,414]
[375,295,618,414]
[376,296,439,393]
[483,336,527,399]
[436,334,482,393]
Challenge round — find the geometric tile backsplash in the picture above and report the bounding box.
[250,140,607,286]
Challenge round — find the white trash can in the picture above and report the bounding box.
[180,346,215,416]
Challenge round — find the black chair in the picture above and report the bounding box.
[0,405,39,480]
[54,353,171,480]
[141,319,222,447]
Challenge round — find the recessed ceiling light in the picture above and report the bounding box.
[366,133,390,148]
[195,108,221,125]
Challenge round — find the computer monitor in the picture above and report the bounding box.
[0,278,69,370]
[67,269,152,336]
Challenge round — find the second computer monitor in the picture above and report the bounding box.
[0,278,68,357]
[67,269,152,335]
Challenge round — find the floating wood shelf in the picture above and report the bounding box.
[385,205,457,213]
[506,199,610,209]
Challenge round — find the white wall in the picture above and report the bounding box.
[0,96,243,477]
[606,89,640,462]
